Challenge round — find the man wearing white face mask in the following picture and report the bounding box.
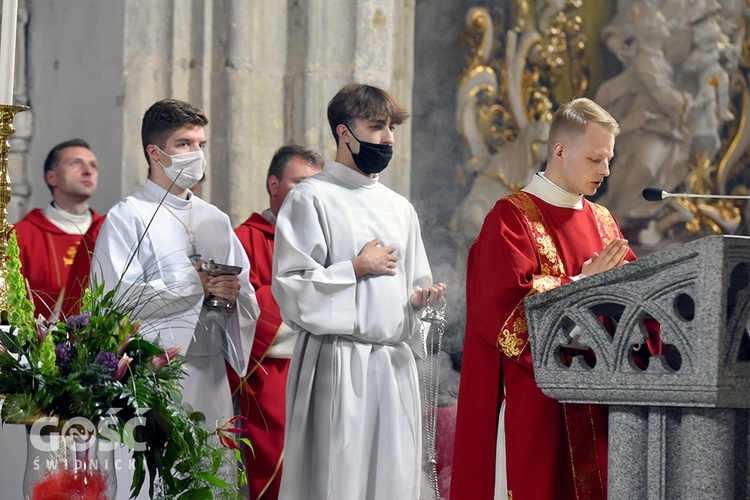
[91,99,259,459]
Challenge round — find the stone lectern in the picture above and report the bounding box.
[524,235,750,499]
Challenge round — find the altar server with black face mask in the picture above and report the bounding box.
[272,83,446,500]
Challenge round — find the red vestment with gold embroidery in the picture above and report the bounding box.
[14,208,102,318]
[62,215,106,316]
[451,192,636,500]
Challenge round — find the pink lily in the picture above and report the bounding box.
[148,346,182,371]
[112,354,133,381]
[36,315,56,345]
[116,320,143,356]
[116,336,135,357]
[216,415,249,451]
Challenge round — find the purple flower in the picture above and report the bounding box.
[95,351,118,374]
[54,342,75,372]
[65,313,90,332]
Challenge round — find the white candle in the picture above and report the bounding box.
[0,0,17,104]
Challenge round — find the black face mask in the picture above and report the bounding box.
[345,126,393,175]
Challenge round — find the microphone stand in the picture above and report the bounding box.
[640,187,744,242]
[643,187,750,201]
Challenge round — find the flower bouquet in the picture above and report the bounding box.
[0,232,248,499]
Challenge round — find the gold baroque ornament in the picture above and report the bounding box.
[451,2,588,287]
[457,0,588,160]
[457,1,750,252]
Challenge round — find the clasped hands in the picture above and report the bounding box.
[581,238,629,277]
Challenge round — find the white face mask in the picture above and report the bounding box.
[155,146,206,190]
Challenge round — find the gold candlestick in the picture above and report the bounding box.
[0,104,28,312]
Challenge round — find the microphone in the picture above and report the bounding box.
[642,187,750,201]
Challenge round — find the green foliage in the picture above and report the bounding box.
[0,230,246,499]
[5,232,36,346]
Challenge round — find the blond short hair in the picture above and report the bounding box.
[547,98,620,157]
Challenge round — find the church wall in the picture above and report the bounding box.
[207,0,289,225]
[16,0,421,227]
[24,0,125,219]
[0,0,436,496]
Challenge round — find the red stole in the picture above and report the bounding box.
[62,215,106,316]
[229,212,287,499]
[504,191,616,500]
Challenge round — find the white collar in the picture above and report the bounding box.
[143,179,192,209]
[522,172,584,209]
[261,208,276,225]
[43,202,92,234]
[325,160,379,188]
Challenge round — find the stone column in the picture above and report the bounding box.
[213,0,288,225]
[122,0,173,194]
[287,0,415,198]
[352,0,414,196]
[608,406,650,495]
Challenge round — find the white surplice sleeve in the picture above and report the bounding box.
[272,187,357,335]
[91,199,204,324]
[221,227,260,376]
[405,205,434,358]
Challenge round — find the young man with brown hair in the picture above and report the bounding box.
[272,83,446,500]
[92,98,259,428]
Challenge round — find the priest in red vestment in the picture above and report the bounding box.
[13,139,101,319]
[451,98,661,500]
[61,215,106,316]
[228,145,322,499]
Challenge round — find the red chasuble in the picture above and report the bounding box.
[13,208,102,319]
[62,215,106,316]
[451,192,638,500]
[228,212,288,499]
